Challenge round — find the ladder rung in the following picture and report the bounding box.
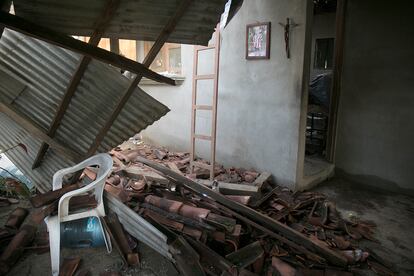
[195,74,215,80]
[194,105,212,110]
[191,161,212,170]
[196,45,215,51]
[193,134,212,141]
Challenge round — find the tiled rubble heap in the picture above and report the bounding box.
[101,141,394,275]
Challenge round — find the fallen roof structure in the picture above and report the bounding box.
[0,0,240,191]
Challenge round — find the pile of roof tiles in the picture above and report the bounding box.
[101,139,394,276]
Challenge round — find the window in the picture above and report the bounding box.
[314,38,334,69]
[143,42,182,75]
[72,36,182,76]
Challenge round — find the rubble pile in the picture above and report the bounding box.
[101,141,394,275]
[0,140,394,275]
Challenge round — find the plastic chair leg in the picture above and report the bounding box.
[46,217,61,276]
[98,217,112,253]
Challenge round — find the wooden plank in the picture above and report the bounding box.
[31,0,121,169]
[0,102,80,162]
[326,0,347,162]
[218,182,259,196]
[210,26,220,181]
[253,171,271,188]
[0,11,174,85]
[85,0,193,157]
[135,156,348,266]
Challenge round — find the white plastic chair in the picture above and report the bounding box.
[45,153,113,276]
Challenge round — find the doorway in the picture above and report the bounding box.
[303,0,343,179]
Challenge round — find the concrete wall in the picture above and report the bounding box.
[310,12,336,78]
[142,0,311,188]
[335,0,414,192]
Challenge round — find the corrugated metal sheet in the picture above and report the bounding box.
[0,113,74,193]
[0,29,169,190]
[104,192,172,260]
[13,0,229,46]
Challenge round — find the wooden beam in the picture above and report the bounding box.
[32,0,120,169]
[110,38,119,54]
[85,0,193,157]
[326,0,347,162]
[0,11,175,85]
[135,156,348,267]
[0,102,80,162]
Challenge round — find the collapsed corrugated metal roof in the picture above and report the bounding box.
[0,0,242,192]
[0,29,169,190]
[13,0,230,45]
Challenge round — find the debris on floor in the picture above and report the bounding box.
[0,140,395,275]
[101,141,394,275]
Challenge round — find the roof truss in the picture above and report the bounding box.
[86,0,194,157]
[32,0,121,169]
[0,11,175,85]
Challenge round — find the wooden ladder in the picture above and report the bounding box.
[190,26,220,180]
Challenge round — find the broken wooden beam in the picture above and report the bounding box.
[218,182,259,196]
[104,213,139,267]
[135,157,348,267]
[0,11,175,85]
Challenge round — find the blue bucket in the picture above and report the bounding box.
[60,217,105,248]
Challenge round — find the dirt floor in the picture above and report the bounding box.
[1,177,413,275]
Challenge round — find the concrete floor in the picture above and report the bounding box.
[1,177,413,275]
[313,177,414,276]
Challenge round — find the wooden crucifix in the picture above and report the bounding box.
[279,18,299,59]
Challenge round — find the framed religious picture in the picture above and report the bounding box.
[246,22,271,59]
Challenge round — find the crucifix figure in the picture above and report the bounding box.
[279,18,299,59]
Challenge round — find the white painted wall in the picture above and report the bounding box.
[141,0,311,189]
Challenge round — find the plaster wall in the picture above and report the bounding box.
[335,0,414,192]
[142,0,311,188]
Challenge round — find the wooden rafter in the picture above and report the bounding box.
[85,0,193,157]
[0,11,175,85]
[0,102,80,162]
[32,0,120,169]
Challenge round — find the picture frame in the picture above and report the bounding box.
[246,22,271,60]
